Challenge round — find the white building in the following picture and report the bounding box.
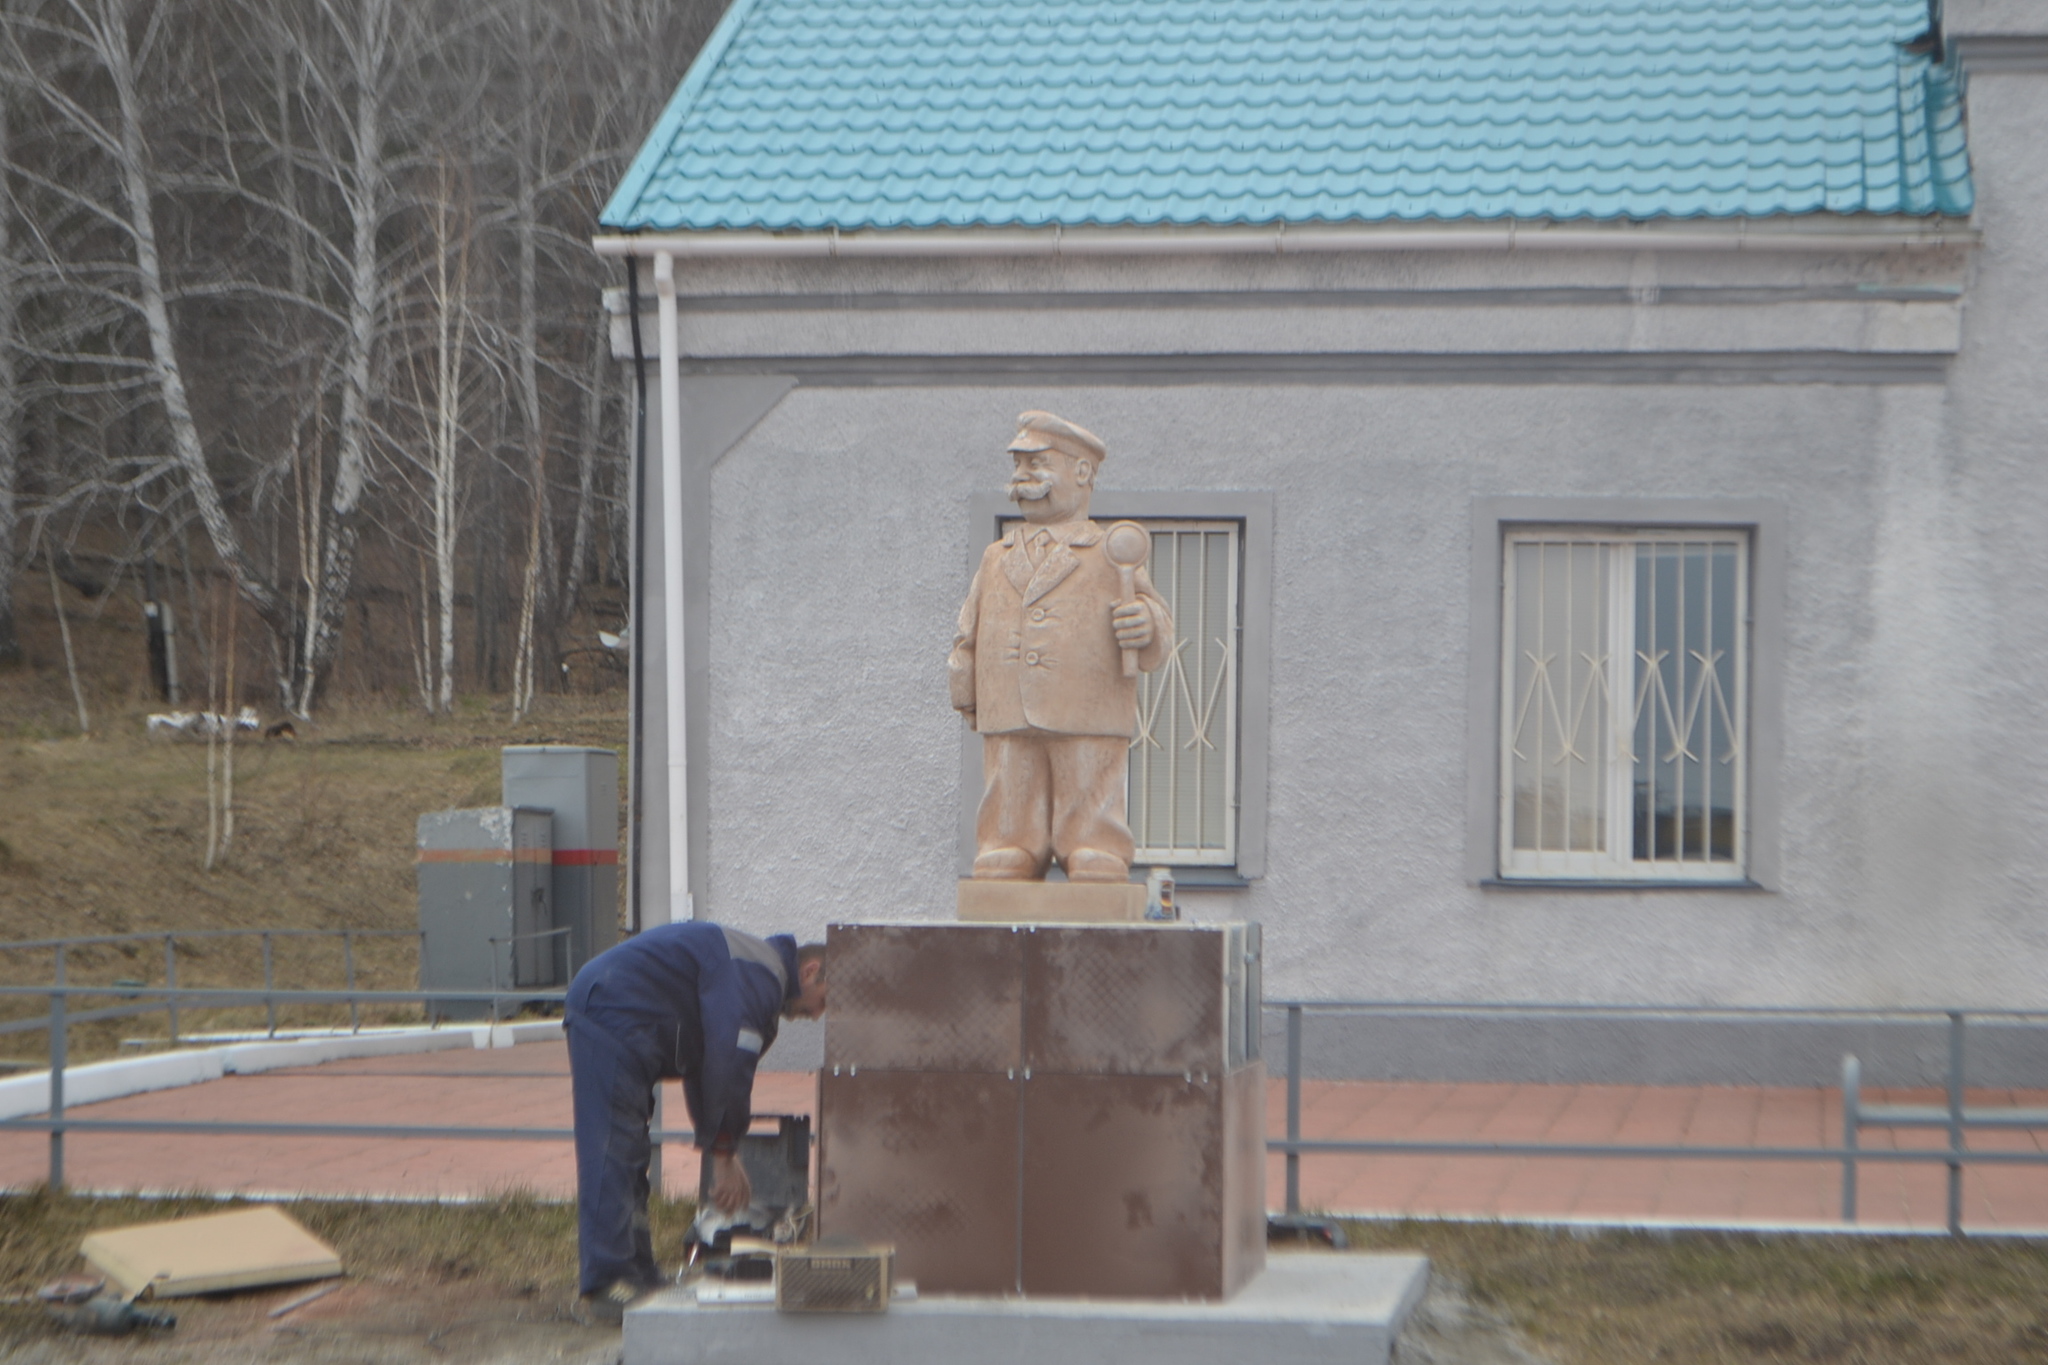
[594,0,2048,1083]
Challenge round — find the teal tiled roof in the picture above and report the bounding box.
[601,0,1974,232]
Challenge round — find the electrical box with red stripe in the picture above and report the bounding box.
[416,806,555,1020]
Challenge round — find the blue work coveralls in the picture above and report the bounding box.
[564,921,796,1294]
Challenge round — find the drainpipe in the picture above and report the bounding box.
[653,251,692,924]
[623,258,649,934]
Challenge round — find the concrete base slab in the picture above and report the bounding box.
[624,1252,1431,1365]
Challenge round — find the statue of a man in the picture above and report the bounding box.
[948,412,1174,883]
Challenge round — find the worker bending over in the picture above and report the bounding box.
[565,920,828,1315]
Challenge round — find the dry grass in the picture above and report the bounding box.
[0,1186,695,1301]
[0,619,626,1065]
[0,1187,693,1355]
[13,1198,2048,1361]
[1343,1218,2048,1364]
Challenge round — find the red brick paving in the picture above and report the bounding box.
[5,1044,2047,1231]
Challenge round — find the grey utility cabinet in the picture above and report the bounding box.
[501,746,619,979]
[417,806,554,1021]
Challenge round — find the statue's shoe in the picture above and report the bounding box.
[971,846,1041,880]
[1063,848,1130,882]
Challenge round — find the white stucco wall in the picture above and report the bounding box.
[608,62,2048,1077]
[698,375,2048,1010]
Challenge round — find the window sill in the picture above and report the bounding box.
[1480,878,1769,892]
[1164,867,1255,889]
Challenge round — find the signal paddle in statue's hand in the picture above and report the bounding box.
[1103,521,1151,678]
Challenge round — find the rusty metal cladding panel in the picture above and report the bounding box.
[1220,1062,1267,1297]
[1019,1074,1228,1299]
[1024,925,1224,1076]
[817,1070,1019,1296]
[823,924,1023,1073]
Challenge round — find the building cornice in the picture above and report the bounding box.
[593,218,1976,262]
[1953,35,2048,72]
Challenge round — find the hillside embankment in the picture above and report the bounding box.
[0,599,627,1062]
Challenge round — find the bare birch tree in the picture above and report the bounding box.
[236,0,414,712]
[0,82,19,670]
[1,0,722,711]
[7,0,288,674]
[390,156,478,715]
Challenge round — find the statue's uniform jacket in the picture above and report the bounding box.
[950,519,1174,735]
[564,922,793,1294]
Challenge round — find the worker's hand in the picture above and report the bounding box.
[710,1151,752,1214]
[1112,598,1154,652]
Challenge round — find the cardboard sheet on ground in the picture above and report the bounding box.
[80,1206,342,1300]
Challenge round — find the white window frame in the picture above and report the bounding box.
[1122,519,1241,867]
[1466,499,1784,891]
[960,491,1273,884]
[1499,530,1748,883]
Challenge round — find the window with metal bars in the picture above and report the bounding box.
[1126,521,1239,867]
[1500,530,1748,881]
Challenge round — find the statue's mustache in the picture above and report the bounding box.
[1008,478,1052,501]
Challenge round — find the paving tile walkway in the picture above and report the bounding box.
[4,1042,2046,1232]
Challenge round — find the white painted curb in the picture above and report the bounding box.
[0,1019,565,1120]
[470,1019,565,1049]
[219,1030,473,1076]
[0,1050,224,1120]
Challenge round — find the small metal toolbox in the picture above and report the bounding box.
[775,1244,894,1314]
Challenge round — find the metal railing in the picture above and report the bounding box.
[9,957,2048,1236]
[0,928,425,1041]
[1838,1009,2048,1235]
[0,981,697,1189]
[0,926,690,1189]
[1269,999,2048,1237]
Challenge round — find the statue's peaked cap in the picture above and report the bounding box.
[1007,411,1106,463]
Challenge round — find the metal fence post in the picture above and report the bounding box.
[1947,1011,1966,1238]
[487,942,502,1027]
[344,931,360,1033]
[650,1086,665,1194]
[48,945,66,1189]
[1286,1004,1303,1216]
[164,935,179,1044]
[262,932,277,1037]
[1840,1053,1859,1222]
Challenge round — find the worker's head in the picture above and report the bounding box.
[783,943,828,1020]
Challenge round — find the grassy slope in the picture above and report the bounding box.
[0,612,627,1059]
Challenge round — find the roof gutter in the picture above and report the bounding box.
[593,219,1975,260]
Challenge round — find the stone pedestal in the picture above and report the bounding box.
[817,920,1264,1300]
[956,879,1146,922]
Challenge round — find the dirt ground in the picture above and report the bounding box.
[54,1155,2048,1365]
[0,1264,1547,1365]
[0,1274,1557,1365]
[0,1279,623,1365]
[0,1190,1551,1365]
[0,1191,651,1365]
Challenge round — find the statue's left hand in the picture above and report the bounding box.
[1112,598,1155,652]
